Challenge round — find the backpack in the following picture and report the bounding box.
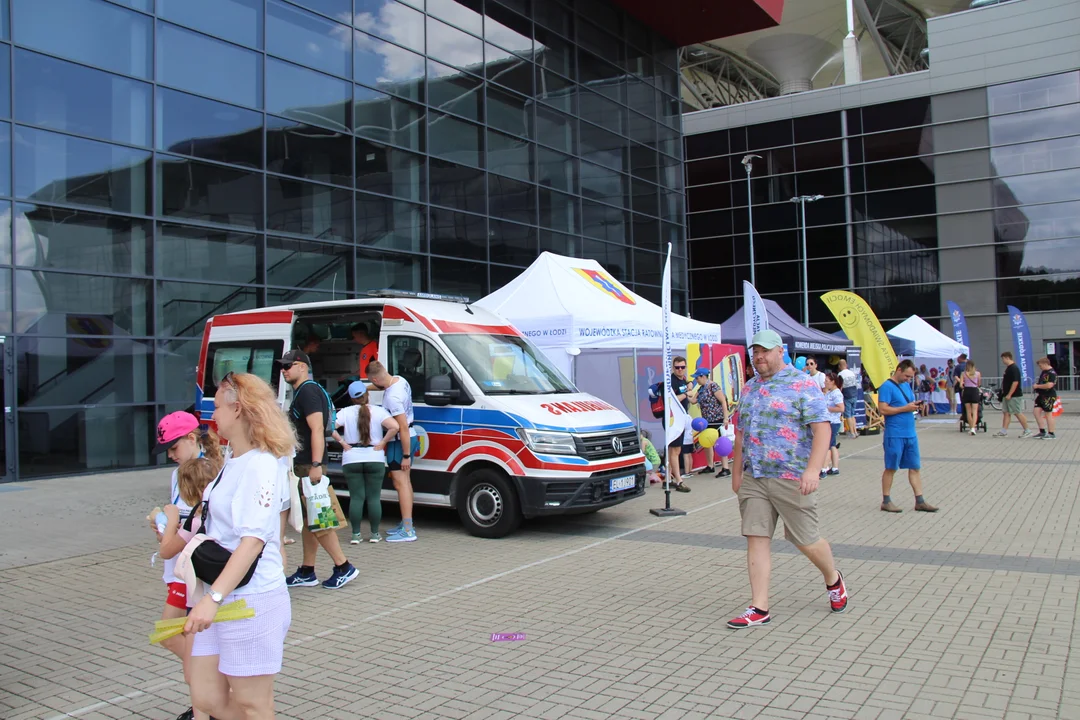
[919,377,932,393]
[300,380,337,436]
[648,381,665,419]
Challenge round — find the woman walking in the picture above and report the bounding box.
[186,372,296,719]
[333,381,399,544]
[961,360,982,436]
[822,372,844,476]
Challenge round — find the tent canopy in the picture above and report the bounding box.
[474,252,722,350]
[887,315,969,358]
[832,329,916,357]
[720,299,851,355]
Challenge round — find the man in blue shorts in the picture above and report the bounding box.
[878,359,939,513]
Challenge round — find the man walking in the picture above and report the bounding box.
[366,361,420,540]
[996,351,1031,438]
[838,359,859,438]
[728,330,849,629]
[951,354,968,414]
[279,350,359,589]
[878,359,939,513]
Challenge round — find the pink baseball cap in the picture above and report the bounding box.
[154,411,200,454]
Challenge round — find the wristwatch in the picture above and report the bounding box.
[208,588,225,604]
[311,461,323,468]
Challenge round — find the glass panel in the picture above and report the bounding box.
[267,287,337,306]
[539,229,573,255]
[157,280,257,337]
[354,30,424,102]
[0,269,10,333]
[580,160,627,208]
[267,176,353,242]
[534,26,574,80]
[19,405,155,478]
[0,124,9,198]
[17,335,152,407]
[996,201,1080,243]
[489,218,536,266]
[356,194,426,253]
[426,16,484,72]
[534,0,570,36]
[354,92,425,152]
[13,0,152,79]
[992,136,1080,176]
[580,122,626,172]
[266,58,351,133]
[158,338,202,402]
[267,0,351,78]
[157,155,263,229]
[156,88,263,169]
[427,0,483,35]
[997,238,1080,276]
[427,61,484,122]
[429,112,483,168]
[15,270,149,335]
[289,0,351,21]
[632,213,660,251]
[990,103,1080,146]
[429,158,486,213]
[581,198,628,244]
[484,1,532,58]
[0,45,8,118]
[989,71,1080,115]
[356,140,424,201]
[430,207,486,260]
[266,236,350,291]
[156,0,263,49]
[995,169,1080,208]
[15,127,150,214]
[157,21,262,109]
[487,86,532,140]
[631,178,658,217]
[356,247,426,292]
[431,257,487,299]
[536,105,575,153]
[16,203,150,275]
[582,238,630,276]
[535,67,577,114]
[156,223,257,283]
[487,130,531,182]
[579,89,625,136]
[629,144,657,183]
[485,44,533,96]
[538,187,578,233]
[536,147,577,194]
[489,174,535,224]
[267,115,352,187]
[577,49,623,104]
[352,0,425,54]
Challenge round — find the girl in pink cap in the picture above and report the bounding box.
[151,411,223,720]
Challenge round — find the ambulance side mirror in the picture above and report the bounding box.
[425,374,459,407]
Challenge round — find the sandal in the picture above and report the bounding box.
[283,537,296,545]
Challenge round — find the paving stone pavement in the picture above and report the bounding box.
[1,415,1078,720]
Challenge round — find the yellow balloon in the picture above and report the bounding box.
[696,428,719,449]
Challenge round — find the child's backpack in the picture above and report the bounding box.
[301,380,337,436]
[919,377,932,393]
[648,381,665,419]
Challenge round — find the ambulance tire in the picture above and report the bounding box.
[457,468,522,538]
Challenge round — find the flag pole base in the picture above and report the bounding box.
[649,507,687,517]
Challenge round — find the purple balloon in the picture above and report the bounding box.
[691,417,708,432]
[714,436,734,456]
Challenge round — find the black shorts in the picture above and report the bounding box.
[961,387,981,404]
[667,438,681,450]
[1035,394,1056,412]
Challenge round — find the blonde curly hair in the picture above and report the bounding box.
[217,372,297,458]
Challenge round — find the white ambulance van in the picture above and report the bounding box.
[195,292,646,538]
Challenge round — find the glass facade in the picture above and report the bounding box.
[0,0,685,479]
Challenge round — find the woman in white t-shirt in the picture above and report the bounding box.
[822,372,845,477]
[332,381,399,544]
[186,372,297,719]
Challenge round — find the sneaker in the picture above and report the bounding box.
[827,468,840,476]
[175,708,194,720]
[880,501,902,513]
[674,483,691,493]
[727,606,771,629]
[914,501,939,512]
[718,468,732,477]
[386,526,417,543]
[994,430,1008,437]
[1047,432,1057,440]
[286,568,319,587]
[969,428,976,436]
[1033,432,1047,439]
[1020,430,1033,438]
[369,531,382,543]
[820,470,827,480]
[827,571,849,613]
[322,564,359,589]
[350,533,363,545]
[699,466,716,475]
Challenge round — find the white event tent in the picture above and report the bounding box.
[888,315,969,359]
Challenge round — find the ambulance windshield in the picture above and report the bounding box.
[441,334,575,395]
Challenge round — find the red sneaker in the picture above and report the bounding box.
[828,571,849,613]
[727,606,771,629]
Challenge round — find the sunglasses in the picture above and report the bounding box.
[674,365,686,370]
[279,363,295,371]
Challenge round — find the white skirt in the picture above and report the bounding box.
[191,585,291,676]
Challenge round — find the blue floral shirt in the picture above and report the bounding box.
[739,365,831,481]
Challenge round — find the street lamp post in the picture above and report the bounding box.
[791,194,824,326]
[741,154,762,287]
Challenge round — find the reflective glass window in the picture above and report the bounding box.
[577,17,621,61]
[267,177,352,242]
[13,0,152,79]
[267,0,351,78]
[534,26,574,81]
[16,270,150,335]
[535,67,577,114]
[582,198,628,244]
[353,0,425,54]
[489,219,536,266]
[485,44,533,96]
[426,16,484,72]
[266,236,350,292]
[156,223,257,283]
[577,50,624,104]
[579,90,625,137]
[538,187,578,233]
[429,158,486,214]
[355,31,424,102]
[582,238,630,276]
[632,214,660,251]
[539,229,573,256]
[580,160,627,208]
[0,45,8,118]
[534,0,570,36]
[536,105,576,154]
[356,247,426,293]
[157,280,257,337]
[536,147,577,194]
[0,0,6,40]
[484,2,532,58]
[489,174,535,225]
[428,61,484,122]
[157,155,263,229]
[632,178,658,217]
[657,123,680,159]
[156,88,263,169]
[266,58,351,133]
[156,0,263,49]
[487,86,532,140]
[289,0,351,20]
[989,103,1080,146]
[431,257,488,299]
[356,194,426,253]
[487,130,531,182]
[157,21,262,109]
[427,0,484,35]
[267,116,352,187]
[15,50,151,147]
[15,127,150,215]
[989,71,1080,115]
[580,122,626,172]
[19,406,156,478]
[995,201,1080,243]
[355,91,425,152]
[629,144,658,183]
[994,169,1080,208]
[429,112,483,168]
[991,136,1080,176]
[0,124,9,199]
[158,338,205,402]
[356,139,425,201]
[16,203,150,275]
[17,335,152,407]
[430,207,486,260]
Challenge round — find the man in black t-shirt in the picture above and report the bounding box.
[667,356,693,491]
[278,349,358,590]
[996,351,1030,438]
[1032,356,1058,439]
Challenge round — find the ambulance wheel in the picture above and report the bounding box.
[458,469,521,538]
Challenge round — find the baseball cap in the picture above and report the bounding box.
[693,368,710,377]
[750,329,784,350]
[275,349,311,367]
[347,381,368,398]
[154,411,200,454]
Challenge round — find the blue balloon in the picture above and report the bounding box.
[794,356,807,370]
[782,352,792,365]
[691,417,708,432]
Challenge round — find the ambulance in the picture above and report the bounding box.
[194,292,646,538]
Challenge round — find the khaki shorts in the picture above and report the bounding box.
[1002,397,1024,414]
[738,475,819,547]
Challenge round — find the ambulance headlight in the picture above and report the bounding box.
[519,429,577,455]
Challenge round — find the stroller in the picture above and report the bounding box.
[958,388,989,433]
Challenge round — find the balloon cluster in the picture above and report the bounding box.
[690,417,734,457]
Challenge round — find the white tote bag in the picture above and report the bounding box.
[301,476,341,532]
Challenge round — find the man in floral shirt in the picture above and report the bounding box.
[727,329,849,629]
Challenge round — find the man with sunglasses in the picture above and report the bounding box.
[278,350,358,590]
[666,357,692,492]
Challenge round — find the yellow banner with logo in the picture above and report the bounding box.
[820,291,897,388]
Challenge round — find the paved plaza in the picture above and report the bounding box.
[1,411,1079,720]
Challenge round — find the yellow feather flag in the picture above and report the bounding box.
[820,291,897,388]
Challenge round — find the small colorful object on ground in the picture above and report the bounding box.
[149,599,255,644]
[490,633,526,642]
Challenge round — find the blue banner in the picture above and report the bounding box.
[1006,305,1035,386]
[946,301,970,350]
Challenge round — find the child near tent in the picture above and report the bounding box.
[640,429,664,484]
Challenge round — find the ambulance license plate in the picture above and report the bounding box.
[609,475,636,492]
